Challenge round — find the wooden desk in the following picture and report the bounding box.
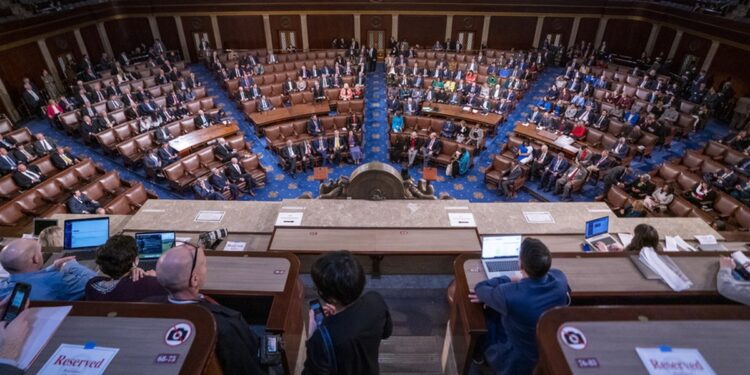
[313,167,329,181]
[450,252,734,375]
[249,103,330,128]
[536,306,750,375]
[169,122,240,156]
[426,103,502,133]
[27,302,217,375]
[513,122,579,157]
[470,202,614,235]
[423,167,438,181]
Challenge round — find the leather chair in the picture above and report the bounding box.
[99,172,130,196]
[0,116,13,133]
[607,119,626,137]
[293,121,310,142]
[666,197,697,218]
[733,206,750,231]
[723,149,746,167]
[0,202,27,226]
[105,195,134,215]
[711,193,740,221]
[264,126,284,149]
[7,128,32,144]
[702,141,728,160]
[484,155,511,186]
[182,154,209,179]
[0,176,21,201]
[699,159,724,175]
[680,151,705,173]
[164,163,192,191]
[80,176,110,205]
[585,129,604,148]
[196,147,223,171]
[54,171,82,192]
[96,130,118,153]
[679,101,697,114]
[605,185,632,214]
[124,184,155,209]
[675,172,701,194]
[600,134,618,151]
[34,156,58,175]
[321,117,336,136]
[650,163,684,186]
[240,154,267,188]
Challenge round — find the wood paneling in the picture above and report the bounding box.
[307,15,354,50]
[269,15,302,52]
[80,24,104,61]
[46,30,81,61]
[652,26,676,58]
[451,15,483,50]
[398,15,446,48]
[218,15,265,50]
[0,43,47,108]
[602,19,652,57]
[181,16,214,61]
[540,17,574,47]
[575,17,599,45]
[707,44,749,97]
[105,17,152,55]
[672,33,711,73]
[360,14,392,48]
[487,16,536,50]
[156,16,180,53]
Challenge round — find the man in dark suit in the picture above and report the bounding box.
[125,103,140,121]
[194,110,213,129]
[420,132,441,167]
[313,135,329,164]
[105,82,122,98]
[213,138,237,162]
[32,134,56,155]
[192,177,226,200]
[208,168,241,200]
[138,99,158,118]
[540,153,568,191]
[0,148,17,175]
[166,91,182,108]
[157,143,179,165]
[472,238,569,375]
[51,147,79,170]
[225,157,256,195]
[154,125,173,145]
[22,84,44,116]
[0,134,15,151]
[67,190,103,214]
[498,160,523,198]
[281,140,299,177]
[311,83,325,102]
[591,110,610,131]
[143,149,162,178]
[554,162,588,201]
[12,163,44,189]
[528,145,552,181]
[586,150,615,178]
[610,137,630,160]
[258,96,274,112]
[307,114,323,137]
[11,145,35,165]
[328,130,348,165]
[705,168,738,192]
[596,165,632,200]
[93,112,116,132]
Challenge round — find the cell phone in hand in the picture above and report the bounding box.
[309,299,325,326]
[2,282,31,324]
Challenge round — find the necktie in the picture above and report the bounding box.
[29,90,39,101]
[43,140,51,151]
[568,168,578,181]
[4,156,14,167]
[234,164,240,173]
[60,153,72,165]
[24,171,38,182]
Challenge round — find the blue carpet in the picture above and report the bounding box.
[18,64,730,202]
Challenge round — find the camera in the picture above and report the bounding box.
[198,228,228,249]
[562,330,585,346]
[167,327,189,342]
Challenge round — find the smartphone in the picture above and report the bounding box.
[309,299,325,326]
[266,336,278,353]
[1,282,31,323]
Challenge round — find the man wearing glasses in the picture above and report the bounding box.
[153,244,265,374]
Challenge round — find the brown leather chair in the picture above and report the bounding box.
[605,185,632,213]
[96,130,119,153]
[650,163,684,186]
[35,180,67,204]
[54,171,82,192]
[675,172,701,194]
[607,119,626,137]
[733,206,750,231]
[723,149,746,167]
[124,184,155,208]
[105,195,134,215]
[163,163,193,191]
[240,154,267,188]
[680,151,705,173]
[484,155,512,186]
[0,176,21,201]
[99,172,130,196]
[699,159,724,175]
[666,197,698,218]
[182,154,209,179]
[264,126,284,149]
[0,203,27,226]
[585,129,604,148]
[711,193,740,221]
[34,156,58,176]
[702,141,728,160]
[196,147,223,171]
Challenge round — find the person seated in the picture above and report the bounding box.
[51,147,79,170]
[498,160,523,198]
[448,148,471,178]
[194,110,215,129]
[596,223,660,252]
[391,111,404,133]
[440,119,456,139]
[11,145,35,166]
[12,163,44,189]
[303,251,392,374]
[574,145,592,166]
[85,235,167,301]
[540,153,568,191]
[281,140,300,176]
[610,137,629,160]
[0,239,95,301]
[0,148,18,175]
[704,168,738,192]
[33,133,57,155]
[517,140,533,165]
[149,244,266,374]
[209,167,241,200]
[716,256,750,306]
[420,132,441,167]
[158,143,179,165]
[213,138,237,163]
[624,174,655,199]
[225,157,256,196]
[684,181,716,211]
[730,180,750,204]
[329,129,349,165]
[67,190,105,214]
[257,95,274,112]
[528,145,551,182]
[471,238,569,375]
[348,131,363,165]
[569,121,587,140]
[554,162,587,201]
[339,83,353,101]
[192,177,226,200]
[643,185,675,213]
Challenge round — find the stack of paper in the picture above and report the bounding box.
[664,235,697,252]
[639,247,693,291]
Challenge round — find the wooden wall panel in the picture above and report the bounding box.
[710,44,750,97]
[671,32,711,73]
[181,16,214,61]
[398,15,446,48]
[575,17,599,45]
[269,15,302,52]
[652,26,676,58]
[156,16,180,52]
[46,30,82,61]
[540,17,574,47]
[360,14,392,48]
[450,15,483,50]
[0,43,47,108]
[80,24,104,60]
[218,15,265,50]
[602,19,652,57]
[487,16,536,50]
[105,17,152,55]
[307,15,354,50]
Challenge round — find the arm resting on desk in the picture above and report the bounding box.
[717,269,750,306]
[474,276,511,313]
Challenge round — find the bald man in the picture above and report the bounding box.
[0,239,95,301]
[151,245,264,374]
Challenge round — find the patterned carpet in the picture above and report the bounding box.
[20,63,729,202]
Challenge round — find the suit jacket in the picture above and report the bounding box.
[143,153,162,169]
[327,136,348,152]
[214,144,235,162]
[226,163,250,181]
[422,138,441,154]
[195,115,212,128]
[611,143,630,159]
[563,165,587,183]
[590,154,615,170]
[11,147,35,164]
[33,139,57,155]
[209,173,232,190]
[51,152,76,170]
[0,364,22,375]
[504,165,523,180]
[192,182,217,199]
[157,147,178,163]
[307,119,323,135]
[281,145,300,160]
[12,166,44,189]
[67,195,97,214]
[548,157,568,174]
[0,154,17,174]
[532,150,552,166]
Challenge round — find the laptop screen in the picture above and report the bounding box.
[481,235,523,258]
[585,216,609,238]
[63,217,109,250]
[33,218,58,236]
[135,232,176,259]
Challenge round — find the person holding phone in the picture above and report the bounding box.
[0,239,95,301]
[0,294,32,374]
[303,251,392,375]
[717,256,750,305]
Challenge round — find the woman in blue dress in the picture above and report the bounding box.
[348,130,363,164]
[391,110,404,133]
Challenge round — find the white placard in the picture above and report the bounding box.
[694,235,717,245]
[275,212,303,226]
[448,213,476,227]
[664,236,678,252]
[618,233,633,248]
[194,211,225,222]
[635,347,716,375]
[38,344,119,375]
[224,241,246,251]
[175,237,191,244]
[523,211,555,224]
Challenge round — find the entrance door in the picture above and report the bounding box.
[193,32,209,58]
[456,31,475,51]
[545,33,563,47]
[367,30,385,59]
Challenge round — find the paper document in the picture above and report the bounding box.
[194,210,225,222]
[448,213,476,227]
[639,247,693,291]
[635,347,716,375]
[674,236,697,251]
[665,236,678,252]
[275,212,303,226]
[618,233,633,248]
[223,241,246,251]
[38,344,119,375]
[523,211,555,224]
[18,306,72,369]
[694,235,717,245]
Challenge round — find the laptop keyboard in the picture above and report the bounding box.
[140,260,157,272]
[597,237,616,245]
[485,260,520,272]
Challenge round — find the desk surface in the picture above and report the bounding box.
[249,103,330,127]
[169,122,240,153]
[428,103,502,127]
[470,202,614,235]
[50,214,132,236]
[205,254,290,293]
[513,122,580,155]
[611,217,723,240]
[537,306,750,375]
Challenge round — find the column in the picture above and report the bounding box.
[392,14,398,40]
[701,40,720,71]
[445,15,453,41]
[354,14,361,43]
[262,14,274,52]
[593,17,608,48]
[481,15,491,47]
[148,16,161,40]
[644,24,661,56]
[0,77,19,121]
[568,17,581,47]
[210,15,222,50]
[532,16,544,48]
[37,39,62,84]
[667,30,683,60]
[73,28,88,57]
[174,16,191,62]
[300,14,309,52]
[96,22,114,57]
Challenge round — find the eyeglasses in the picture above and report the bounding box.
[183,242,200,283]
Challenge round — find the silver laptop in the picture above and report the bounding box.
[584,216,620,249]
[481,235,523,279]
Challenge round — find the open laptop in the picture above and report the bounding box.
[135,232,176,271]
[33,218,58,236]
[481,235,523,279]
[584,216,620,249]
[62,217,110,260]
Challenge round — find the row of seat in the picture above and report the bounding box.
[80,61,188,92]
[387,134,477,169]
[212,49,343,66]
[387,115,488,150]
[263,114,362,150]
[225,75,360,100]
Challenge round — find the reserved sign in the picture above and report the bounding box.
[39,344,118,375]
[635,347,716,375]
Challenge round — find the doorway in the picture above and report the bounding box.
[456,31,475,51]
[367,30,385,59]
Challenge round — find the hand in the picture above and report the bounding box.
[130,267,156,282]
[0,309,32,362]
[509,272,524,282]
[52,256,77,270]
[719,256,735,270]
[468,292,481,304]
[594,241,609,252]
[307,308,319,339]
[322,303,337,317]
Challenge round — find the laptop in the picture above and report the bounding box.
[62,217,110,260]
[135,232,176,271]
[584,216,620,249]
[33,218,58,236]
[481,235,523,279]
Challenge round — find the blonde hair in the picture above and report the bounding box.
[38,226,63,248]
